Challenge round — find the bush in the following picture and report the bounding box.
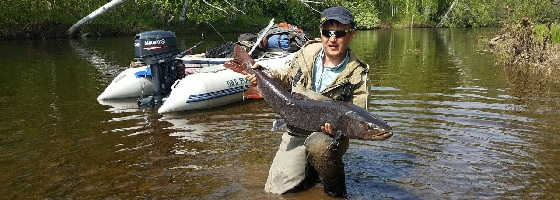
[532,23,560,44]
[533,24,550,42]
[551,24,560,44]
[342,1,380,29]
[491,19,560,81]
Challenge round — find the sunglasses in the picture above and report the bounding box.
[321,29,353,38]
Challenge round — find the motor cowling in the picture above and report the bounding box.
[134,30,179,65]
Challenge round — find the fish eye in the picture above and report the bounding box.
[366,122,377,130]
[359,122,371,130]
[359,123,367,129]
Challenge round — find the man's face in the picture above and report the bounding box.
[320,21,355,59]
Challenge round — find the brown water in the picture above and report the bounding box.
[1,29,560,199]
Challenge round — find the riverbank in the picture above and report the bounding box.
[489,20,560,84]
[3,0,558,40]
[0,15,269,40]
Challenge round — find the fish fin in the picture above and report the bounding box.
[271,119,287,131]
[233,44,255,72]
[224,59,248,74]
[327,130,343,151]
[286,125,312,136]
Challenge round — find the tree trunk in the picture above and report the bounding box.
[437,0,458,28]
[67,0,127,36]
[180,0,189,21]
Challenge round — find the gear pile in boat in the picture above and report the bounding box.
[237,22,309,58]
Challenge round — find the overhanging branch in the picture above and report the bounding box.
[202,0,229,15]
[225,0,245,14]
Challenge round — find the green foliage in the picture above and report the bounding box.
[420,0,438,24]
[374,0,558,28]
[443,0,500,27]
[552,24,560,44]
[370,0,451,27]
[342,0,380,29]
[502,0,560,24]
[533,24,550,42]
[533,23,560,44]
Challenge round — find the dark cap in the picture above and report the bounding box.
[320,6,356,29]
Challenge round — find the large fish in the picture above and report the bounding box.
[227,45,393,141]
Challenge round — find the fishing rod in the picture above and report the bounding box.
[206,22,227,43]
[177,41,204,58]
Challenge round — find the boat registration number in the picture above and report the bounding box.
[226,77,248,88]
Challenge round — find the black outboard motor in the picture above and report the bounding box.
[134,30,184,106]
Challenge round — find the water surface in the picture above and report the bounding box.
[1,29,559,199]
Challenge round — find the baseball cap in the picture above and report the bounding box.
[320,7,356,29]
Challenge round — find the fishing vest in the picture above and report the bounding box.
[270,41,369,109]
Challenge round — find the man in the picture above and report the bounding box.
[247,6,369,197]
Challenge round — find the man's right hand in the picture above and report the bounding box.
[245,63,261,86]
[321,122,334,135]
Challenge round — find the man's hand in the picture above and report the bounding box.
[321,122,334,135]
[245,63,261,86]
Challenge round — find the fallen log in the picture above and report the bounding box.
[437,0,458,28]
[67,0,126,36]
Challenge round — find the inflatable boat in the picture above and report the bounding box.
[157,52,294,113]
[97,66,155,100]
[157,67,249,113]
[97,50,294,112]
[97,27,298,113]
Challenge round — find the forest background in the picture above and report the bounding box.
[1,0,559,40]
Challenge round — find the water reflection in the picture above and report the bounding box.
[97,99,141,113]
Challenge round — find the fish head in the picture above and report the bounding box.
[342,110,393,141]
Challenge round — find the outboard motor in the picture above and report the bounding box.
[134,30,184,106]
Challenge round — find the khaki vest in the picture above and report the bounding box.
[271,41,370,109]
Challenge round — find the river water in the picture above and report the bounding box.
[1,29,559,199]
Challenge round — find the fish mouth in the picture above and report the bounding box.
[369,129,393,141]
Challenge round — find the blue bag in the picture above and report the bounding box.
[267,34,290,50]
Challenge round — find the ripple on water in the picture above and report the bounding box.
[363,83,551,198]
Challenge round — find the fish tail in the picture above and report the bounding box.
[233,44,255,73]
